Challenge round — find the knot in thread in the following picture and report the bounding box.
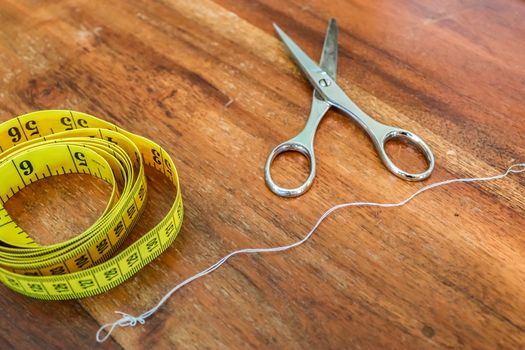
[96,311,147,343]
[117,311,146,327]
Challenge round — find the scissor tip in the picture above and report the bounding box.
[327,17,337,28]
[272,23,288,41]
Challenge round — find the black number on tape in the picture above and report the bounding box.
[78,279,95,290]
[19,160,33,176]
[75,255,90,269]
[164,159,172,176]
[8,127,22,142]
[152,149,162,165]
[50,266,67,275]
[7,277,21,287]
[60,116,74,130]
[146,238,159,252]
[165,222,174,237]
[114,221,124,238]
[23,271,39,276]
[77,119,88,128]
[138,185,145,201]
[28,283,44,293]
[25,120,39,136]
[126,252,139,268]
[96,239,109,255]
[53,283,69,293]
[127,204,137,219]
[74,152,88,166]
[103,267,119,281]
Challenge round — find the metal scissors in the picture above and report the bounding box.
[265,18,435,197]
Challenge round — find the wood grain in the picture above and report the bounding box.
[1,0,524,348]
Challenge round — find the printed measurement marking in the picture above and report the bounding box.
[67,146,79,173]
[69,111,78,129]
[16,117,28,140]
[11,160,27,186]
[0,220,14,228]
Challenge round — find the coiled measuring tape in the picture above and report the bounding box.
[0,110,183,300]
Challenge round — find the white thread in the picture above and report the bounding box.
[96,163,525,342]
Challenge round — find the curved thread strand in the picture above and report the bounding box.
[96,163,525,342]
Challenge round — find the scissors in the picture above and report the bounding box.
[265,18,435,197]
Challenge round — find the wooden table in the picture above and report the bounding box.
[1,1,524,349]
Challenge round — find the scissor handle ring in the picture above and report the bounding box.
[376,128,435,181]
[264,141,316,197]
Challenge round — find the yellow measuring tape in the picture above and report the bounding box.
[0,110,183,300]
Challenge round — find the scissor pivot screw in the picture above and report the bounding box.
[319,78,331,87]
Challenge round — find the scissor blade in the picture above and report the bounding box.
[320,18,338,81]
[273,23,326,82]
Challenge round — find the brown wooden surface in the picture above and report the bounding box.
[1,0,525,349]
